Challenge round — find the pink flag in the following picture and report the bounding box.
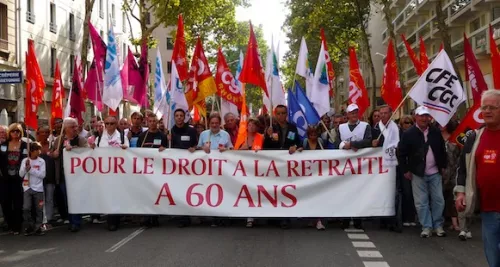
[134,40,149,108]
[85,23,107,111]
[120,48,131,102]
[84,59,103,111]
[67,57,86,124]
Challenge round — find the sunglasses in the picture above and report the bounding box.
[11,130,21,133]
[404,121,413,125]
[105,122,116,126]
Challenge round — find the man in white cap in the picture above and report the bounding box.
[334,103,372,229]
[334,103,372,151]
[398,106,447,238]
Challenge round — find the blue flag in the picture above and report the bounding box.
[287,90,307,140]
[294,81,321,125]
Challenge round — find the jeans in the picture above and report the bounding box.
[44,184,55,222]
[411,173,445,229]
[23,189,44,230]
[58,183,81,226]
[481,212,500,267]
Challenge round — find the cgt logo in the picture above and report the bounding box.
[425,68,460,112]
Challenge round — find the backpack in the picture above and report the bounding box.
[97,132,125,147]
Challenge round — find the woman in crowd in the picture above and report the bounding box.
[303,126,324,230]
[236,117,264,228]
[0,123,28,235]
[0,125,7,143]
[398,115,417,227]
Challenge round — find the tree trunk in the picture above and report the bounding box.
[80,0,95,77]
[354,0,377,111]
[435,0,463,85]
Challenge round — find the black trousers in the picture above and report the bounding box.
[399,168,416,223]
[107,215,120,228]
[0,178,24,232]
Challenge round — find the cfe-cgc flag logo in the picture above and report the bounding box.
[409,50,466,126]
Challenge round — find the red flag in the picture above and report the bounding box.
[215,48,243,109]
[50,60,64,128]
[25,52,38,129]
[27,39,45,105]
[69,57,86,124]
[186,38,217,116]
[348,47,370,116]
[419,37,429,72]
[381,39,402,110]
[172,14,188,81]
[193,104,201,123]
[320,29,335,97]
[402,34,422,75]
[489,25,500,88]
[440,42,444,51]
[464,34,488,104]
[449,103,483,148]
[238,23,269,97]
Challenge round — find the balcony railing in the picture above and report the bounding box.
[26,11,35,24]
[99,10,104,19]
[0,38,8,50]
[450,0,471,17]
[49,22,57,33]
[112,18,116,26]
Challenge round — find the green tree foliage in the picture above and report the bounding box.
[282,0,367,90]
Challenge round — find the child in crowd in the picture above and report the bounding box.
[19,142,46,236]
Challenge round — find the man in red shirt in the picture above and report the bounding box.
[456,89,500,267]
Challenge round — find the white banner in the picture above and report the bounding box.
[64,148,396,217]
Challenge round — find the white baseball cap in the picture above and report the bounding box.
[346,104,359,113]
[414,106,431,116]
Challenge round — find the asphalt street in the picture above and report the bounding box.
[0,218,488,267]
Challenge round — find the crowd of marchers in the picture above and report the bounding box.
[0,90,499,267]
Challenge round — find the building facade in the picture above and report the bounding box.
[381,0,500,104]
[0,0,20,125]
[10,0,140,125]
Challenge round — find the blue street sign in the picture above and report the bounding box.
[0,71,23,84]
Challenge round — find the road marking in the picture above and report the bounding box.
[344,228,365,233]
[105,227,146,253]
[347,233,370,240]
[0,248,55,263]
[357,250,383,258]
[363,262,390,267]
[352,241,376,248]
[345,228,390,267]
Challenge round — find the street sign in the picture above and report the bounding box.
[0,71,23,84]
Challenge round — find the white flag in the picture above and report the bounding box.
[311,42,331,117]
[295,37,314,100]
[103,25,123,111]
[263,40,286,112]
[408,50,466,126]
[162,62,189,130]
[154,48,168,114]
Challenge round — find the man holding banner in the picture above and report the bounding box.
[334,103,372,230]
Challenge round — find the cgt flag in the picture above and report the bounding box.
[287,89,308,140]
[409,50,466,126]
[449,103,483,147]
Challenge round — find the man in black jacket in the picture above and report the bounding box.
[263,105,302,229]
[169,109,197,228]
[398,106,447,238]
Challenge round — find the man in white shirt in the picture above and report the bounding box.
[334,103,372,229]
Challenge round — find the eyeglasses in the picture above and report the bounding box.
[403,121,413,125]
[480,105,499,111]
[105,122,116,126]
[11,130,20,133]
